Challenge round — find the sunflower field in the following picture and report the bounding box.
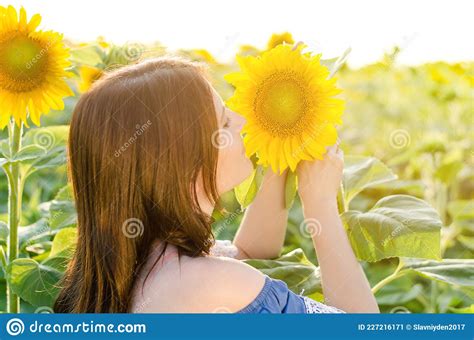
[0,6,473,314]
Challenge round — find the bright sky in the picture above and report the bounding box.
[3,0,473,67]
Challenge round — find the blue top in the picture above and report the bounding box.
[236,275,345,314]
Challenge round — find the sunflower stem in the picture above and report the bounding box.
[372,258,406,294]
[6,119,22,313]
[336,182,347,214]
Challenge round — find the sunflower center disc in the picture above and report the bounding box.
[255,73,308,136]
[0,34,48,92]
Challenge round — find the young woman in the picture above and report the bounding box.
[54,57,379,314]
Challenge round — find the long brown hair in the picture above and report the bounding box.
[54,57,220,313]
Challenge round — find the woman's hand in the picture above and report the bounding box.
[297,142,343,206]
[295,140,379,313]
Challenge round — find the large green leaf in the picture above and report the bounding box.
[342,195,442,262]
[48,185,77,230]
[368,179,425,197]
[50,227,77,258]
[7,257,65,307]
[343,156,397,205]
[244,248,321,296]
[403,258,474,287]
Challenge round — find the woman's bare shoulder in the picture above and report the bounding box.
[132,255,266,313]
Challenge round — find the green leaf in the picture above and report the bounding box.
[435,159,463,185]
[403,258,474,287]
[21,126,69,176]
[48,185,77,230]
[19,219,52,251]
[285,171,298,209]
[342,195,442,262]
[50,227,77,258]
[448,200,474,233]
[458,236,474,251]
[22,126,68,151]
[448,200,474,220]
[7,257,64,307]
[234,166,264,208]
[376,284,423,305]
[70,44,104,66]
[448,304,474,313]
[0,221,8,245]
[369,179,425,197]
[12,144,47,162]
[244,248,321,296]
[0,139,10,159]
[416,139,447,154]
[343,156,397,206]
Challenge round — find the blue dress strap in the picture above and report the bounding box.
[236,275,345,314]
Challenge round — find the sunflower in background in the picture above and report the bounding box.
[267,32,294,50]
[0,6,73,129]
[225,44,344,174]
[78,65,103,93]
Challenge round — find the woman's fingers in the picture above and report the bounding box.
[327,141,339,155]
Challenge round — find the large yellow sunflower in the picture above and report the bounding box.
[0,6,73,129]
[225,44,344,174]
